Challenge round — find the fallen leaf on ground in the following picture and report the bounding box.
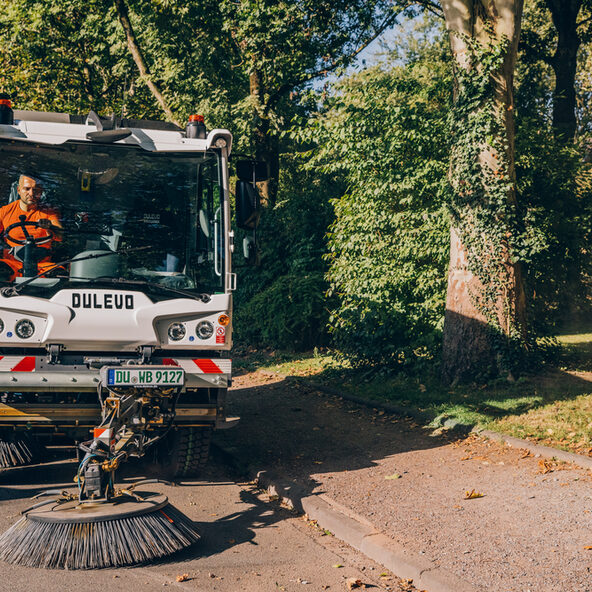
[332,564,343,568]
[464,489,484,499]
[538,459,554,474]
[460,455,471,461]
[176,574,190,582]
[520,450,533,459]
[346,578,365,590]
[385,474,401,480]
[584,546,592,550]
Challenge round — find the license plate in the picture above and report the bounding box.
[103,366,185,387]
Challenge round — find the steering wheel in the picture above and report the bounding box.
[4,215,54,246]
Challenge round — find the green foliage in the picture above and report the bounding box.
[3,0,592,378]
[0,0,144,115]
[516,116,592,330]
[299,41,452,366]
[234,271,328,350]
[514,3,592,331]
[233,154,340,349]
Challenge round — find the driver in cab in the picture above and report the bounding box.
[0,175,63,280]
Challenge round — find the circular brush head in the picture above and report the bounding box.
[0,493,199,569]
[0,432,41,468]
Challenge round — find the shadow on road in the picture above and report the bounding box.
[215,375,461,495]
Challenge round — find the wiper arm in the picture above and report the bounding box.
[81,276,211,303]
[0,247,150,297]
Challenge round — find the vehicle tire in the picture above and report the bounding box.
[161,426,212,479]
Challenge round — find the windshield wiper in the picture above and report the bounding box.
[81,277,211,303]
[0,247,150,297]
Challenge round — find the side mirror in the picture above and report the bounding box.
[235,180,261,230]
[236,160,269,182]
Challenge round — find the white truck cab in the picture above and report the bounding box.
[0,106,261,476]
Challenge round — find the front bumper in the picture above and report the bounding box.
[0,356,232,427]
[0,356,231,391]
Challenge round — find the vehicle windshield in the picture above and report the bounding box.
[0,141,224,293]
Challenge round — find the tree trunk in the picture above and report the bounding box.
[113,0,180,127]
[250,71,279,207]
[440,0,527,383]
[545,0,582,142]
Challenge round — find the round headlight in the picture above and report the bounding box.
[196,320,214,340]
[15,319,35,339]
[168,322,186,341]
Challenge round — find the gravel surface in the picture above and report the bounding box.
[215,370,592,592]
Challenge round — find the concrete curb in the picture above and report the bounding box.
[475,428,592,470]
[211,439,477,592]
[256,469,477,592]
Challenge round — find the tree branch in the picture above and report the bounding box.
[113,0,181,126]
[417,0,445,18]
[266,6,408,109]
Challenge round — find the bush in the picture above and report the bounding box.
[234,271,328,350]
[299,43,452,366]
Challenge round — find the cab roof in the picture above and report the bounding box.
[0,110,232,154]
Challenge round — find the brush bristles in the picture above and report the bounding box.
[0,437,35,468]
[0,504,199,569]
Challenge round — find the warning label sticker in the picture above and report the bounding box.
[216,326,225,344]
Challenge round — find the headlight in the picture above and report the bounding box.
[15,319,35,339]
[196,320,214,340]
[168,322,186,341]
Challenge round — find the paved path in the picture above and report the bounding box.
[0,456,412,592]
[214,370,592,592]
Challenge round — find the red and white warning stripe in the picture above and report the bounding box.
[0,356,36,372]
[162,358,231,375]
[0,356,231,375]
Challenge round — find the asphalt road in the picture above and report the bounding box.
[0,456,409,592]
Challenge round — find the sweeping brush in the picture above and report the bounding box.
[0,431,42,468]
[0,492,199,569]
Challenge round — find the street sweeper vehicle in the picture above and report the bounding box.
[0,99,263,569]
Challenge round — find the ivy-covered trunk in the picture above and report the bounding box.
[441,0,527,383]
